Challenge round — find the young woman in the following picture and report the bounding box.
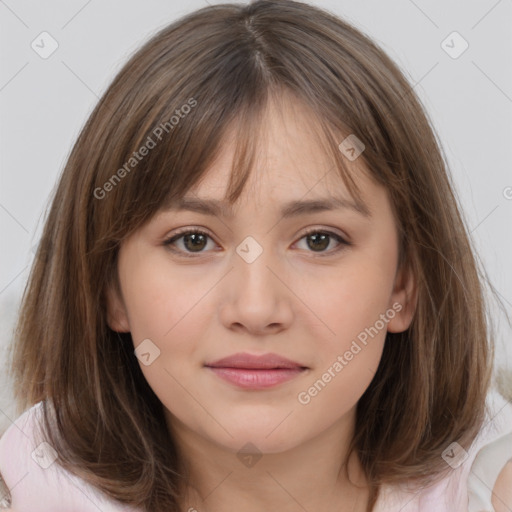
[1,1,510,511]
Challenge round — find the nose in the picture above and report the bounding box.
[217,237,294,336]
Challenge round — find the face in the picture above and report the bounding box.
[106,93,416,457]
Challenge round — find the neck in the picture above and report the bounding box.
[166,406,370,512]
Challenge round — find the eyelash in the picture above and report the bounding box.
[163,227,351,258]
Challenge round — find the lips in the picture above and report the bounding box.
[204,352,308,389]
[205,352,306,370]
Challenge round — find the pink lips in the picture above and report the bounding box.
[205,352,307,390]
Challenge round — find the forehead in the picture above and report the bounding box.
[185,90,372,206]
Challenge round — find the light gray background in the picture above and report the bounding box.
[1,0,511,431]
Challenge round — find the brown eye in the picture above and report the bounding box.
[180,232,208,252]
[296,229,350,255]
[306,232,330,251]
[163,229,215,256]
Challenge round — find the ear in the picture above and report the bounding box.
[386,260,417,334]
[105,281,130,333]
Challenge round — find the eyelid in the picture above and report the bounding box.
[164,226,215,244]
[299,226,351,244]
[163,225,350,241]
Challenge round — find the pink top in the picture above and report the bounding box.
[1,390,511,511]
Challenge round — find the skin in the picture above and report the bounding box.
[492,460,512,512]
[106,91,417,512]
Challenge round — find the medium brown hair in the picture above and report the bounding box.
[8,0,503,510]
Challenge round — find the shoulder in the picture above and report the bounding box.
[467,389,512,511]
[0,401,140,512]
[373,388,512,512]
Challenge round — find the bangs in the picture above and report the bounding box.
[160,88,370,211]
[96,83,370,242]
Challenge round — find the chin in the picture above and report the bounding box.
[217,431,300,457]
[207,415,310,455]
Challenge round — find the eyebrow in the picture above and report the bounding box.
[167,195,372,219]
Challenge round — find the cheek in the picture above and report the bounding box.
[295,345,383,430]
[121,256,210,345]
[293,255,394,407]
[305,256,396,347]
[121,259,215,392]
[296,273,390,416]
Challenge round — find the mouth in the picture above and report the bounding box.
[204,352,308,390]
